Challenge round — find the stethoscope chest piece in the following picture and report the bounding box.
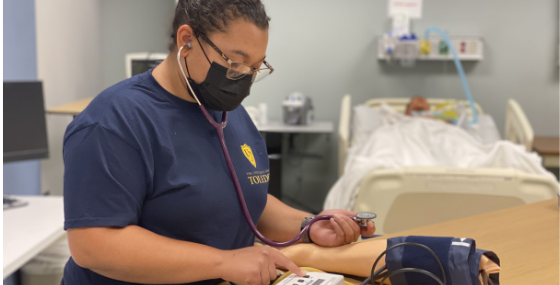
[354,212,377,227]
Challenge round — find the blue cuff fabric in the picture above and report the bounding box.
[470,249,500,285]
[385,236,500,285]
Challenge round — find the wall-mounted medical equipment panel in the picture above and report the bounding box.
[377,35,483,62]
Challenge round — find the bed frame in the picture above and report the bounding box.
[337,95,558,235]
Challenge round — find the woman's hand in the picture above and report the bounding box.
[219,245,305,285]
[309,209,375,247]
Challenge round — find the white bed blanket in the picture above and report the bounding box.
[324,104,553,210]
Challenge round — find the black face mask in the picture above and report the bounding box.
[185,58,253,112]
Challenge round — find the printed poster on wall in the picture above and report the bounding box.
[388,0,423,19]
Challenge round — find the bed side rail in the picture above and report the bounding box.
[363,98,484,116]
[338,94,351,177]
[353,166,558,235]
[505,99,534,152]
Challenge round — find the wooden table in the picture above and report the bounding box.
[46,97,93,116]
[533,137,559,168]
[373,199,559,284]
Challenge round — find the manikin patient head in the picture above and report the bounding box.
[405,96,430,116]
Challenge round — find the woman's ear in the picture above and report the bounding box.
[176,24,195,50]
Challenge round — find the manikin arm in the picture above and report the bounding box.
[277,239,388,277]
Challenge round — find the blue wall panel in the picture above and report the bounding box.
[3,0,40,283]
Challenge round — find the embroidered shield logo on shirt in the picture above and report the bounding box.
[241,144,256,168]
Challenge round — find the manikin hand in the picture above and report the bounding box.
[309,209,375,247]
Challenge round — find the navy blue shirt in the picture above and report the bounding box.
[62,70,269,285]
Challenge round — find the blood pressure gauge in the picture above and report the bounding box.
[354,212,377,227]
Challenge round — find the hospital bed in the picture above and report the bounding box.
[337,95,559,235]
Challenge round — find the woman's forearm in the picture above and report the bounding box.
[257,194,310,242]
[68,225,225,284]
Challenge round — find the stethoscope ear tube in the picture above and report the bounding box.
[177,45,202,106]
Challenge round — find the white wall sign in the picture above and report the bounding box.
[388,0,423,19]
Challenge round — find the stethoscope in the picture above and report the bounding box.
[177,45,376,247]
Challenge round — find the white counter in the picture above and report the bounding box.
[3,195,65,278]
[256,121,333,133]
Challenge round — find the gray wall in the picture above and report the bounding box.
[243,0,560,212]
[32,0,559,212]
[36,0,175,196]
[100,0,176,89]
[37,0,103,196]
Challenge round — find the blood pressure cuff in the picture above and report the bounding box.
[385,236,500,285]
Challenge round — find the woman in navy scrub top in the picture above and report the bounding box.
[62,1,375,284]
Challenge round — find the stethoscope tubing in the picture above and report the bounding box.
[199,104,334,247]
[178,45,336,247]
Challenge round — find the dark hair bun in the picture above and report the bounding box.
[171,0,270,45]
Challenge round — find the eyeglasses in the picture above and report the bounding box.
[198,34,274,82]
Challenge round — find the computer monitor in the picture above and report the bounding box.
[125,52,168,78]
[4,81,49,163]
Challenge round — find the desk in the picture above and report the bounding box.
[374,199,559,284]
[257,121,334,134]
[3,195,65,279]
[46,98,334,133]
[46,98,335,134]
[46,98,333,211]
[533,136,559,168]
[46,97,93,116]
[257,122,333,210]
